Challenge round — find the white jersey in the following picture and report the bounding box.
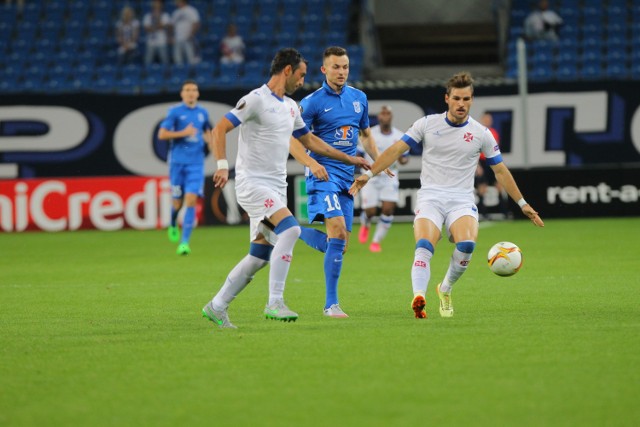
[358,124,405,177]
[401,112,501,196]
[226,84,308,190]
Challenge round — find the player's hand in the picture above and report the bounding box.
[184,123,197,137]
[308,160,329,181]
[348,174,370,196]
[213,168,229,188]
[522,204,544,227]
[383,168,395,178]
[349,156,371,170]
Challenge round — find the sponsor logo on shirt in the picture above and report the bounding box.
[334,126,354,140]
[353,101,361,113]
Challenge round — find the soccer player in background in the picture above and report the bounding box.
[158,80,212,255]
[350,71,544,319]
[357,105,408,253]
[293,46,384,318]
[202,48,369,329]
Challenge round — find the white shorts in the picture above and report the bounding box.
[414,189,478,242]
[236,182,288,241]
[360,175,400,209]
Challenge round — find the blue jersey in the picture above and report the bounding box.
[160,102,212,165]
[299,81,370,192]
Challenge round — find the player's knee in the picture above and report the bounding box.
[456,240,476,254]
[416,238,435,254]
[274,215,301,239]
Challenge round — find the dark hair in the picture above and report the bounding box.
[446,71,474,96]
[181,79,198,89]
[270,48,308,76]
[323,46,347,59]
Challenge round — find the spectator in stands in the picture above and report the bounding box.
[524,0,563,41]
[115,5,141,65]
[143,0,171,66]
[171,0,201,65]
[220,24,245,65]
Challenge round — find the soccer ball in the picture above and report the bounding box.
[487,241,523,277]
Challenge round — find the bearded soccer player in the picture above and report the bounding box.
[202,48,369,329]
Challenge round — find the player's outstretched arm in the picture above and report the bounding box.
[211,117,234,188]
[349,140,409,196]
[289,137,328,181]
[360,127,394,177]
[491,162,544,227]
[297,133,370,169]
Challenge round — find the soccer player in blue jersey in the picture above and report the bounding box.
[158,80,212,255]
[202,48,369,329]
[294,46,384,318]
[350,71,544,319]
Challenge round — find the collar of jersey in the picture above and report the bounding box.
[444,113,469,128]
[322,80,345,96]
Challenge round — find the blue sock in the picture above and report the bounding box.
[300,226,328,253]
[181,206,195,244]
[170,205,179,227]
[324,238,346,308]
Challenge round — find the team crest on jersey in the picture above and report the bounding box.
[290,107,295,117]
[198,113,204,122]
[236,99,246,110]
[264,198,274,208]
[353,101,361,113]
[463,132,474,142]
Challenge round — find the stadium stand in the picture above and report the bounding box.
[0,0,362,94]
[506,0,638,82]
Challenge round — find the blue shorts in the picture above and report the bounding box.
[307,190,354,232]
[169,162,204,199]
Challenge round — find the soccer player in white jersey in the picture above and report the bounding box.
[202,48,369,329]
[357,105,408,253]
[350,72,544,319]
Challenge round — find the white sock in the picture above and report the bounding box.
[372,214,393,243]
[212,254,268,309]
[440,248,473,293]
[360,211,371,227]
[411,247,433,296]
[268,225,301,304]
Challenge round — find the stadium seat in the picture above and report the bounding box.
[327,0,352,15]
[281,0,301,15]
[605,46,627,63]
[301,14,324,33]
[219,62,242,78]
[605,64,628,80]
[555,64,577,81]
[579,62,601,80]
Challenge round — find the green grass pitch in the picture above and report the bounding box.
[2,217,639,426]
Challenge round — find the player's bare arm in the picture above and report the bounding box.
[349,140,409,196]
[211,117,234,188]
[491,162,544,227]
[360,128,394,177]
[157,123,197,140]
[297,132,370,169]
[289,137,328,181]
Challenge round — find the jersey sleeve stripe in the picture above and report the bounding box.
[292,126,310,139]
[486,154,503,165]
[401,134,420,150]
[225,112,241,127]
